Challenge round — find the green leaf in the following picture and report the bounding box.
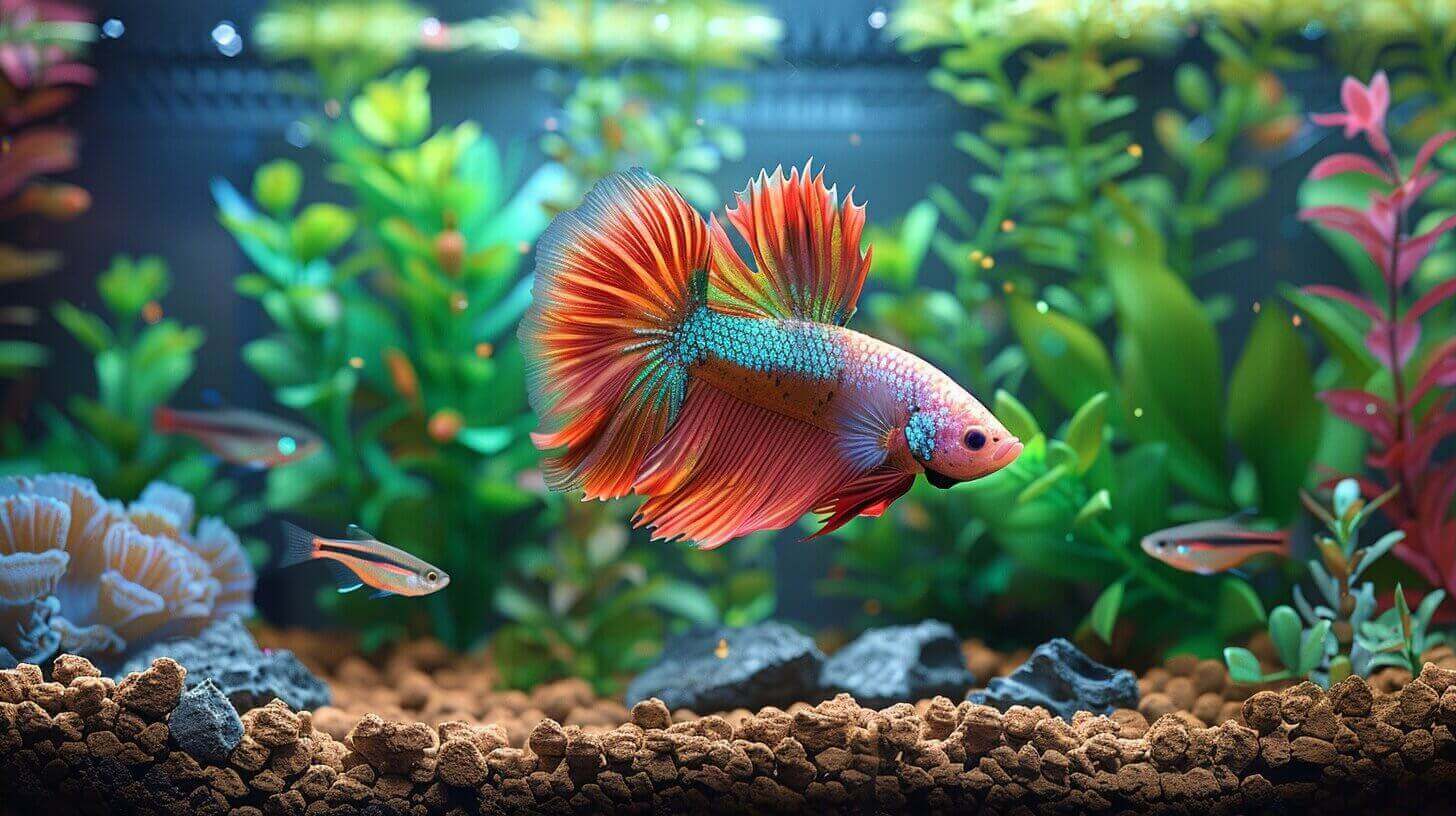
[351,67,431,147]
[1223,646,1264,684]
[1017,462,1071,504]
[1007,295,1116,415]
[1064,392,1109,474]
[1089,580,1124,644]
[242,337,311,387]
[0,341,48,376]
[457,426,513,455]
[1217,578,1267,640]
[994,389,1041,441]
[643,580,719,625]
[1074,489,1112,527]
[1282,285,1377,386]
[253,159,302,216]
[1227,304,1320,521]
[1114,443,1170,536]
[291,204,356,262]
[51,302,114,353]
[1174,64,1214,112]
[1298,620,1332,676]
[97,255,168,319]
[1268,605,1303,671]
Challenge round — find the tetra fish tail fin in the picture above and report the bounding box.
[707,161,871,326]
[278,521,321,568]
[520,169,710,501]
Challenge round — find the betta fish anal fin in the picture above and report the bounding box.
[519,169,709,501]
[706,161,871,326]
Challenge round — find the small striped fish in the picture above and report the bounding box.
[279,522,448,598]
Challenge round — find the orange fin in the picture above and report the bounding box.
[708,161,871,326]
[520,170,709,500]
[810,467,916,538]
[632,381,865,549]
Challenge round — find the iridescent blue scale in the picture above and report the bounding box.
[670,307,845,381]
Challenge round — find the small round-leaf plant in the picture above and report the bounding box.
[1297,71,1456,606]
[1224,479,1444,688]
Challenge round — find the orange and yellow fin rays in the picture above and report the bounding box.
[707,162,872,326]
[520,169,708,500]
[810,468,916,538]
[632,382,862,549]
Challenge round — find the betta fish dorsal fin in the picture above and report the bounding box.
[520,169,708,501]
[707,161,871,326]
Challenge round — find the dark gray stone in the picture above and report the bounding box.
[625,621,824,712]
[168,679,243,763]
[118,615,330,713]
[967,637,1137,720]
[820,620,974,707]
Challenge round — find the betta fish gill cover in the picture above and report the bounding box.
[4,2,1456,814]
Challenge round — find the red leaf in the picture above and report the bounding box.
[1365,318,1420,371]
[1301,284,1383,321]
[1301,205,1392,272]
[1399,214,1456,286]
[1319,388,1396,442]
[1414,131,1456,178]
[1309,153,1393,183]
[1408,278,1456,323]
[1409,413,1456,478]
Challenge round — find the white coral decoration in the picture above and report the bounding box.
[0,474,256,664]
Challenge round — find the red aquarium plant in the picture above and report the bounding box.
[1299,71,1456,597]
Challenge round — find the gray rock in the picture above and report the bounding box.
[967,637,1137,720]
[626,621,824,712]
[118,616,330,713]
[820,620,974,707]
[168,679,243,764]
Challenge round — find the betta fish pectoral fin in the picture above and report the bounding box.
[521,164,1018,548]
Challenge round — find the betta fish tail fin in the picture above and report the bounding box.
[277,521,321,568]
[520,169,710,500]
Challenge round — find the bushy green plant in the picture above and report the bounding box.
[1224,479,1444,686]
[823,0,1353,655]
[216,68,564,648]
[1,256,259,529]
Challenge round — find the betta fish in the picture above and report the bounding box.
[279,522,449,598]
[154,406,320,469]
[1140,517,1292,576]
[520,163,1022,548]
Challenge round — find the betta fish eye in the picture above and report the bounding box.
[963,429,987,450]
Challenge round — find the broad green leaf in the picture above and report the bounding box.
[242,337,311,387]
[1064,392,1109,473]
[1007,295,1116,414]
[1268,605,1303,671]
[457,426,513,455]
[1217,578,1267,640]
[1227,304,1320,521]
[97,255,168,319]
[1104,217,1226,476]
[1298,620,1332,675]
[1018,463,1071,504]
[1089,580,1124,644]
[643,580,719,625]
[291,204,356,262]
[253,159,302,216]
[1074,489,1112,527]
[994,389,1041,441]
[1113,443,1169,536]
[0,341,48,376]
[1223,646,1264,684]
[1282,285,1377,387]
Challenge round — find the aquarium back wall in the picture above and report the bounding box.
[14,0,1344,630]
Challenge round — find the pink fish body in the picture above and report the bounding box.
[520,164,1022,548]
[154,406,320,469]
[1140,518,1291,575]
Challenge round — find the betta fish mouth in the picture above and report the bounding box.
[923,466,962,490]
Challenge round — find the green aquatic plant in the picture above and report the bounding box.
[215,68,563,649]
[1,256,259,531]
[1223,479,1441,686]
[855,0,1341,654]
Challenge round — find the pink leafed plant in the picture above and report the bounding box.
[1300,71,1456,598]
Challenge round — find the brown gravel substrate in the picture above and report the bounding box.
[8,638,1456,814]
